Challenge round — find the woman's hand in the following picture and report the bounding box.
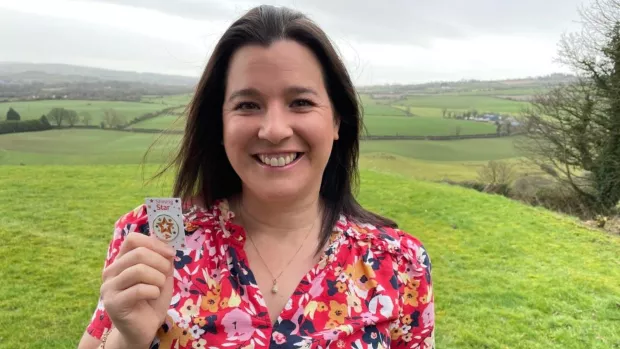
[100,233,176,348]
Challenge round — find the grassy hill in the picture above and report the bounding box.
[0,165,617,348]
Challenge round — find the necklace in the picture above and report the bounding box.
[240,201,317,294]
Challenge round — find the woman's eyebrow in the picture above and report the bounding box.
[227,86,318,102]
[285,86,318,96]
[227,88,261,102]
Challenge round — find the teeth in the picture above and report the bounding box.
[258,153,298,167]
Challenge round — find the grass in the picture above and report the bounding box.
[0,100,172,124]
[398,95,527,114]
[140,94,193,106]
[0,129,520,165]
[0,165,618,349]
[127,112,497,136]
[0,129,179,165]
[359,153,536,182]
[360,137,520,161]
[131,113,186,130]
[363,115,496,136]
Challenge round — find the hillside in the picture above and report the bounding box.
[0,165,617,348]
[0,62,197,86]
[358,73,575,94]
[0,62,197,100]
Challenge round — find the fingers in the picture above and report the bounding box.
[112,264,169,291]
[117,232,176,261]
[109,283,163,309]
[103,246,174,281]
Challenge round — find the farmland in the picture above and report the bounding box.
[1,92,524,137]
[0,128,521,166]
[0,99,182,124]
[1,80,619,349]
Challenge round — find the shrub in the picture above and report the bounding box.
[6,107,20,121]
[511,175,595,218]
[477,160,516,187]
[0,119,52,135]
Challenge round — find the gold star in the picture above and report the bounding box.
[157,217,173,234]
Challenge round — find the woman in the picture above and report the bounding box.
[78,5,434,349]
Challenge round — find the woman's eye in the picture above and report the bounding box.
[234,102,259,111]
[291,99,315,108]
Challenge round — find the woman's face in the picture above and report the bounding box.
[222,39,339,202]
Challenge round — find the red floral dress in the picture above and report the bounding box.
[86,199,435,348]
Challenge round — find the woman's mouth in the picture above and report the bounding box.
[254,152,304,167]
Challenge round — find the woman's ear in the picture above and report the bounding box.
[333,116,340,141]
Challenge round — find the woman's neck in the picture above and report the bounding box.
[233,190,322,239]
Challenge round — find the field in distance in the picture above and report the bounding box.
[0,94,192,125]
[0,128,521,166]
[129,93,520,136]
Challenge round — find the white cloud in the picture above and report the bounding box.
[0,0,584,84]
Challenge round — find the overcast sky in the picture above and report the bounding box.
[0,0,590,85]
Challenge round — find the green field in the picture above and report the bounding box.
[131,113,497,135]
[1,165,618,348]
[397,95,527,114]
[363,115,496,136]
[131,113,186,130]
[0,129,178,165]
[360,137,520,161]
[0,129,520,165]
[141,94,193,105]
[0,100,173,124]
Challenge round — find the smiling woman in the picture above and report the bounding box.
[78,5,434,349]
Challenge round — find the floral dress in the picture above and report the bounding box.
[86,199,435,348]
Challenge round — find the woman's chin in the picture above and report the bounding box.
[247,181,309,202]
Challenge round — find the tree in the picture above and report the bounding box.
[477,160,516,186]
[6,107,20,121]
[40,114,50,127]
[65,109,78,127]
[80,111,93,126]
[505,121,512,136]
[518,0,620,212]
[102,108,126,128]
[47,108,66,126]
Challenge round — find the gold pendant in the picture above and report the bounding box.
[271,281,278,294]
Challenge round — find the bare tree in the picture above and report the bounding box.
[65,109,78,127]
[80,111,93,126]
[47,108,65,126]
[477,160,517,186]
[102,108,126,128]
[518,0,620,211]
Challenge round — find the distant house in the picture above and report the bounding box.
[481,113,501,122]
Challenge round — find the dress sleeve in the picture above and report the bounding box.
[85,205,149,340]
[390,235,435,349]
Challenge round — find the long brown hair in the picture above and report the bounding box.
[159,5,397,253]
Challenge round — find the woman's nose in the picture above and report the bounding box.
[257,105,294,144]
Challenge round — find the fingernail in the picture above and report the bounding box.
[166,247,176,256]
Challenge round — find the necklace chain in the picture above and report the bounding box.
[240,200,317,294]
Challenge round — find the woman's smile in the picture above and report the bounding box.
[254,152,304,168]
